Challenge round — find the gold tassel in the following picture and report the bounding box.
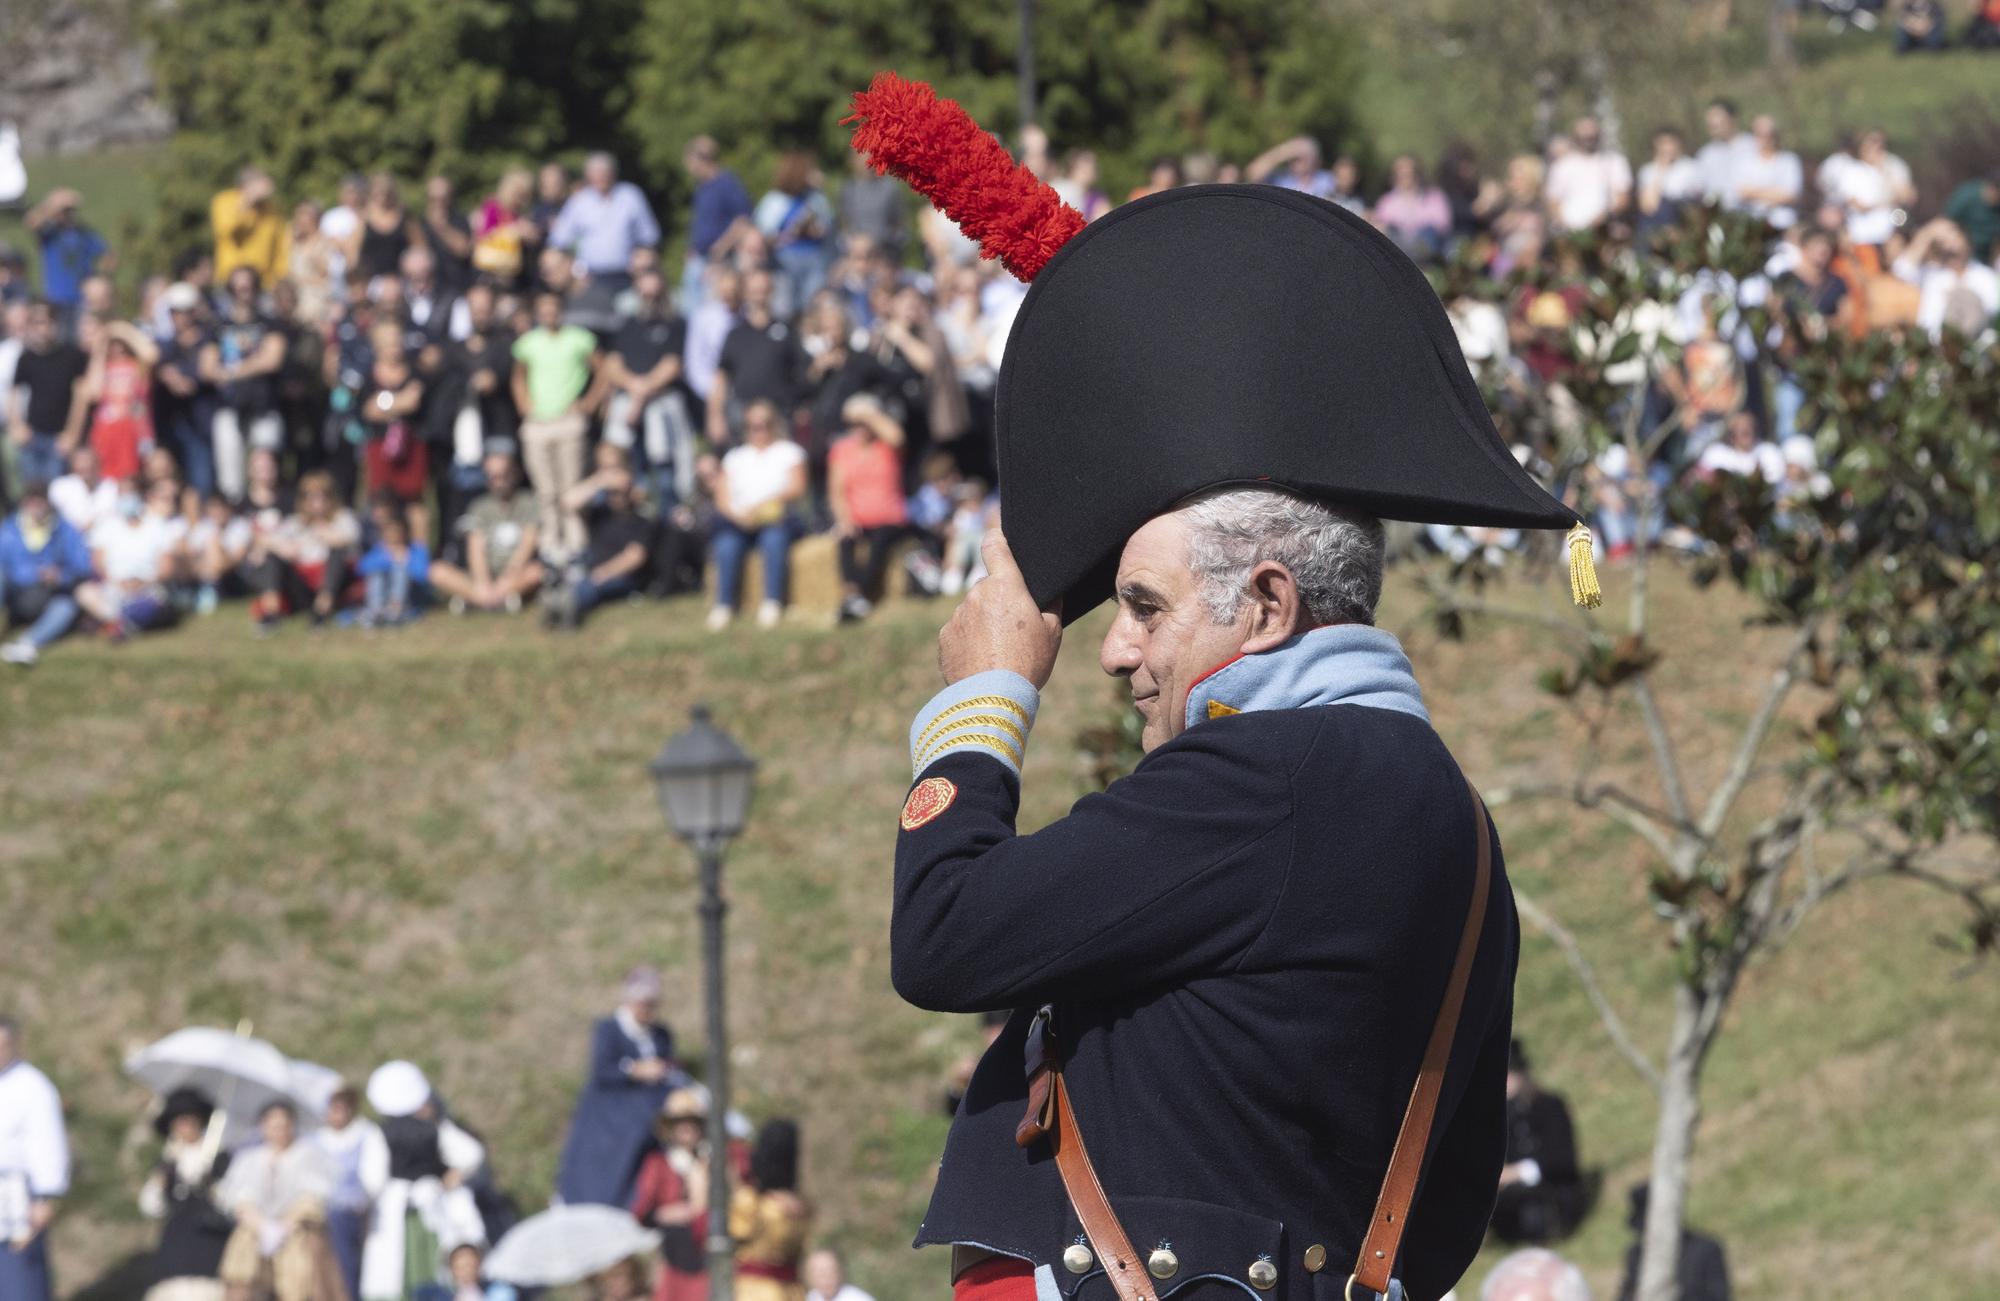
[1566,523,1603,609]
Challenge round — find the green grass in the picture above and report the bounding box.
[5,562,1997,1300]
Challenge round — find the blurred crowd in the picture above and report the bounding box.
[2,96,1997,668]
[0,971,880,1301]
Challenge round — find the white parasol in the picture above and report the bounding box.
[482,1204,661,1287]
[125,1026,339,1149]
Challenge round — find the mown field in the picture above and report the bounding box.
[4,557,1996,1300]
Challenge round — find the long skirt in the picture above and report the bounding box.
[0,1236,51,1301]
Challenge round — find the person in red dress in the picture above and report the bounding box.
[359,318,431,543]
[81,318,158,482]
[629,1087,711,1301]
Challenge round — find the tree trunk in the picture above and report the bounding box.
[1766,0,1795,71]
[1636,985,1707,1301]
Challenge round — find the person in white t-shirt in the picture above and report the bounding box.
[1696,99,1751,204]
[709,398,807,630]
[1892,217,2000,341]
[1543,116,1631,232]
[0,1016,70,1301]
[1729,116,1803,229]
[47,445,121,535]
[1695,412,1785,484]
[317,174,366,291]
[1826,129,1916,248]
[1635,128,1704,232]
[77,474,185,638]
[803,1248,875,1301]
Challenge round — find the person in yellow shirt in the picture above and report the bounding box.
[211,167,289,286]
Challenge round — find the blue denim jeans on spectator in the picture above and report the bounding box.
[711,516,795,609]
[2,579,80,649]
[164,406,218,499]
[365,566,413,621]
[1595,462,1672,550]
[572,571,640,619]
[1772,374,1809,445]
[0,1233,51,1301]
[18,434,66,486]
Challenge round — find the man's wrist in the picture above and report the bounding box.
[910,669,1039,779]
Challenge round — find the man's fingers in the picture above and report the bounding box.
[979,529,1024,583]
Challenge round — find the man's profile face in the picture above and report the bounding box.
[1099,511,1257,754]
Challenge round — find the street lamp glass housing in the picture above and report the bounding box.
[651,706,758,850]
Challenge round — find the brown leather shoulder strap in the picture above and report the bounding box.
[1051,1070,1159,1301]
[1349,777,1493,1298]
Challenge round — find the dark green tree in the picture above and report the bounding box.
[623,0,1367,244]
[142,0,644,262]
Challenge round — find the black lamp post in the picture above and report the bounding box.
[651,705,757,1301]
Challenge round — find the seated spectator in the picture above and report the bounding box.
[287,200,339,327]
[358,318,431,543]
[346,172,427,286]
[200,267,287,502]
[1892,217,2000,340]
[511,289,604,562]
[312,1085,388,1301]
[139,1087,232,1295]
[1727,115,1802,229]
[803,1249,873,1301]
[1050,149,1112,222]
[414,1242,518,1301]
[1635,129,1702,234]
[940,478,996,596]
[8,299,90,487]
[432,452,544,614]
[1662,304,1743,456]
[79,318,159,484]
[246,469,360,631]
[864,285,967,462]
[216,1101,338,1301]
[828,393,908,623]
[1492,1041,1587,1246]
[546,452,651,631]
[1894,0,1949,51]
[683,264,743,408]
[589,1259,650,1301]
[1481,156,1549,276]
[1248,135,1340,201]
[1826,130,1915,250]
[1942,172,2000,262]
[1544,115,1632,233]
[49,445,119,534]
[1480,1248,1592,1301]
[604,268,698,511]
[709,399,806,631]
[474,169,535,288]
[1126,155,1182,202]
[1373,155,1454,261]
[354,497,430,628]
[211,167,289,289]
[1614,1184,1731,1301]
[1694,411,1783,483]
[185,494,253,615]
[1969,0,2000,47]
[0,480,93,666]
[76,474,184,641]
[1587,440,1665,565]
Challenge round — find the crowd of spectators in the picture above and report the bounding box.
[2,90,1997,665]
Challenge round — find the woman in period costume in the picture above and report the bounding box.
[312,1086,389,1301]
[358,1062,485,1301]
[215,1102,342,1301]
[555,966,684,1208]
[139,1088,233,1301]
[728,1120,810,1301]
[629,1088,711,1301]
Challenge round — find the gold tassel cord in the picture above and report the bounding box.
[1566,523,1603,609]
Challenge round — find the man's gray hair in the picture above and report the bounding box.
[1479,1248,1594,1301]
[1177,487,1385,627]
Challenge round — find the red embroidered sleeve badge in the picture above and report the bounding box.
[900,776,958,830]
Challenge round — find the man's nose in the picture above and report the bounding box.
[1099,620,1141,678]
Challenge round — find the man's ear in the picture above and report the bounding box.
[1238,560,1305,654]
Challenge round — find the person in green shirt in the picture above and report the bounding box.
[1942,175,2000,263]
[511,290,605,561]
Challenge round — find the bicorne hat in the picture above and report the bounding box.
[845,74,1598,622]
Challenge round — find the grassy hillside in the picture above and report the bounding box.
[4,560,1996,1299]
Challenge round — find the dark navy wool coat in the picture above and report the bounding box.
[893,703,1518,1301]
[554,1016,677,1208]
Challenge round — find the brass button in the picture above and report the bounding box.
[1147,1247,1180,1280]
[1247,1258,1278,1291]
[1063,1243,1094,1275]
[1303,1244,1327,1273]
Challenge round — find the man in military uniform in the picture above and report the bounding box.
[848,74,1597,1301]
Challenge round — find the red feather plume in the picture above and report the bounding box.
[843,71,1084,282]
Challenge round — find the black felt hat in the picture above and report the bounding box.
[154,1086,214,1137]
[995,184,1580,622]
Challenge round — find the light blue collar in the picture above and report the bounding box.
[1183,624,1430,730]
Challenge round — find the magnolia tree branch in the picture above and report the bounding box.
[1696,620,1820,841]
[1516,888,1664,1092]
[1484,780,1687,860]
